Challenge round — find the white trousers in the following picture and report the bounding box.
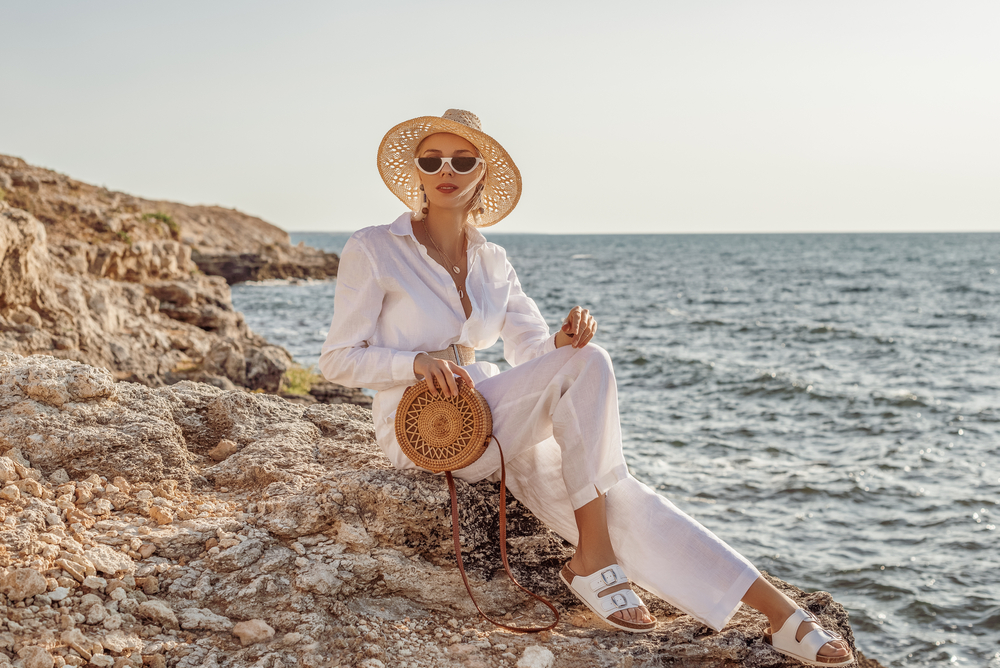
[386,344,761,631]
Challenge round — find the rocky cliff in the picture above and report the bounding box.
[0,353,884,668]
[0,154,344,395]
[0,155,338,285]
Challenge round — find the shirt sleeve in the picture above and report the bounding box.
[318,235,422,390]
[500,255,558,366]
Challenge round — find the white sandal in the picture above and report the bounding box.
[765,608,855,666]
[559,562,656,633]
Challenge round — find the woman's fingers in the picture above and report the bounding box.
[414,353,479,398]
[453,365,475,389]
[576,319,596,347]
[443,367,459,397]
[562,306,597,348]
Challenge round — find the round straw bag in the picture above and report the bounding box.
[393,377,559,633]
[394,378,492,473]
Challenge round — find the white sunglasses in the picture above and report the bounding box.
[414,156,484,175]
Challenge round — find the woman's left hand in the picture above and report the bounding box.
[557,305,597,349]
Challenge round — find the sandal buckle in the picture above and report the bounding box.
[600,569,619,586]
[611,593,628,608]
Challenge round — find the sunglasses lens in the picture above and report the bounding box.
[416,157,443,173]
[451,157,479,173]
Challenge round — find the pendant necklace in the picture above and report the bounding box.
[421,220,466,300]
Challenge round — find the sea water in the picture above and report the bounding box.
[232,231,1000,667]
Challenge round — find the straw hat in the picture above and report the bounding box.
[377,109,521,227]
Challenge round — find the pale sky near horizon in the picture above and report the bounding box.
[2,1,998,234]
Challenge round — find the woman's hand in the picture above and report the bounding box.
[556,306,597,349]
[413,353,475,398]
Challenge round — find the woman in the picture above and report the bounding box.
[319,109,853,666]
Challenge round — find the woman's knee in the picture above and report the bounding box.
[576,343,614,372]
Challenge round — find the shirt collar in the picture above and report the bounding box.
[388,211,488,253]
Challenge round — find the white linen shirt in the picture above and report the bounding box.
[319,212,557,464]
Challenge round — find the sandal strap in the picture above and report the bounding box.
[599,588,645,614]
[772,608,843,660]
[587,565,629,593]
[799,627,843,658]
[564,563,650,622]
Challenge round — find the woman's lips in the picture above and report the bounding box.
[436,183,458,193]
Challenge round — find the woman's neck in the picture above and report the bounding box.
[421,207,467,257]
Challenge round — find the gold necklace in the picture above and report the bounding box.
[421,220,466,299]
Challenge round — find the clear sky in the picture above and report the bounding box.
[3,1,998,234]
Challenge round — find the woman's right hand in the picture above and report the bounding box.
[413,353,475,398]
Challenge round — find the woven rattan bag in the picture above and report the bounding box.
[394,379,558,632]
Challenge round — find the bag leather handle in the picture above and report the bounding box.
[445,437,560,633]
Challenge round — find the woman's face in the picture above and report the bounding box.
[415,133,486,214]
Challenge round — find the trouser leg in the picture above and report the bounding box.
[455,344,628,508]
[502,454,759,632]
[459,346,758,630]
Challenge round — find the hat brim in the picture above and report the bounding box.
[377,116,521,228]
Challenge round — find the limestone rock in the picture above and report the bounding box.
[517,646,555,668]
[16,646,54,668]
[148,506,174,526]
[99,630,142,654]
[0,457,17,483]
[83,544,135,576]
[0,354,195,486]
[89,655,113,668]
[137,600,178,630]
[0,567,47,601]
[231,619,275,646]
[0,351,885,668]
[61,628,93,660]
[178,607,233,632]
[0,155,354,406]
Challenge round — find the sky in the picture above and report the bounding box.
[2,1,998,234]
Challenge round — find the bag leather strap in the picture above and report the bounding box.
[445,437,560,633]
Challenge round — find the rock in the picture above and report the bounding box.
[16,646,54,668]
[245,345,293,393]
[517,646,555,668]
[0,568,47,601]
[0,349,886,668]
[207,440,237,462]
[89,655,113,668]
[190,245,339,285]
[232,619,275,646]
[0,155,353,405]
[0,355,195,486]
[0,485,19,502]
[308,381,373,408]
[85,602,107,625]
[0,457,17,482]
[99,630,142,654]
[61,628,93,660]
[178,608,233,632]
[210,538,264,573]
[137,600,178,630]
[356,661,385,668]
[148,506,174,526]
[142,655,166,668]
[84,545,135,576]
[49,586,71,601]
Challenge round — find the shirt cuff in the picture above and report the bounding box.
[391,350,422,385]
[543,331,558,354]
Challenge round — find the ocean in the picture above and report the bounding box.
[231,231,1000,667]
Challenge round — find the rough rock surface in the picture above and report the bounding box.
[0,154,339,285]
[0,154,359,404]
[0,352,885,668]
